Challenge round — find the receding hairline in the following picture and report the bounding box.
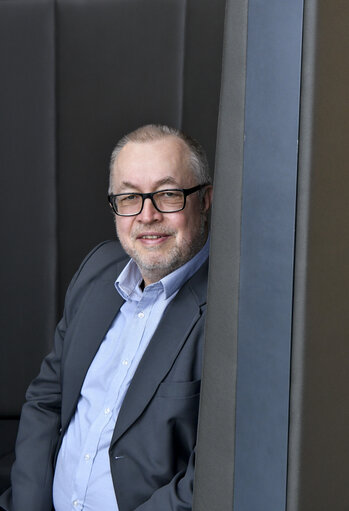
[112,135,191,169]
[109,124,212,193]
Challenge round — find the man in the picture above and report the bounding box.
[0,124,213,511]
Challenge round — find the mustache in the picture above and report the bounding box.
[131,227,176,239]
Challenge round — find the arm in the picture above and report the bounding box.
[0,312,65,511]
[0,242,116,511]
[6,319,64,511]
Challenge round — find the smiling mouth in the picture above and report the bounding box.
[140,235,165,239]
[135,233,172,244]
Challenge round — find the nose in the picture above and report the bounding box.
[137,197,163,223]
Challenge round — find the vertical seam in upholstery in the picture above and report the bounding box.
[53,0,60,327]
[177,0,188,129]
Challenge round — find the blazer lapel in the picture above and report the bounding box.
[61,259,127,427]
[110,260,208,446]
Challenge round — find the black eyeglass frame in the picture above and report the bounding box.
[108,184,208,217]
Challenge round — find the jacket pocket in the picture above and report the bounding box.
[156,379,201,398]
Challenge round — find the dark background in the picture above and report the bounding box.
[0,0,226,492]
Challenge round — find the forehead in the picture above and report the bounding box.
[112,137,194,190]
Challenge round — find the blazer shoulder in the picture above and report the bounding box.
[76,240,128,278]
[66,240,129,301]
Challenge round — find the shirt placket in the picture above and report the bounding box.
[71,290,159,509]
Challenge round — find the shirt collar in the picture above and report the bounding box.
[115,236,210,301]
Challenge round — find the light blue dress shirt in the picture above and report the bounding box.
[53,239,209,511]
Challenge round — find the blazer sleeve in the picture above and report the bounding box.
[0,267,79,511]
[0,309,65,510]
[0,242,117,511]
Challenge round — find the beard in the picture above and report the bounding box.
[116,214,208,284]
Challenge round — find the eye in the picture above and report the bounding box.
[161,190,182,198]
[119,194,138,203]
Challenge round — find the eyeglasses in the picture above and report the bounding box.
[108,184,208,217]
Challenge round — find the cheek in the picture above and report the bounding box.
[167,213,189,235]
[115,218,133,239]
[173,212,200,239]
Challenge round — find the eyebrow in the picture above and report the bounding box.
[118,176,179,192]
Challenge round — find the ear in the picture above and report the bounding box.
[202,185,213,212]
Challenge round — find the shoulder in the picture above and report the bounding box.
[75,240,129,280]
[63,240,129,310]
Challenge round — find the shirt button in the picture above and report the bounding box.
[73,500,79,507]
[122,359,129,366]
[84,453,90,461]
[138,312,145,318]
[104,407,111,415]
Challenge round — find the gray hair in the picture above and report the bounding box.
[108,124,211,194]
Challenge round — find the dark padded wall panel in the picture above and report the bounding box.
[287,1,349,509]
[181,0,226,173]
[0,420,19,493]
[193,0,248,509]
[0,0,57,414]
[56,0,186,306]
[56,0,225,310]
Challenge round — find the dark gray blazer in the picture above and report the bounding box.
[0,240,208,511]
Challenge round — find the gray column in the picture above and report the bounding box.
[195,0,349,509]
[193,0,249,508]
[195,0,303,509]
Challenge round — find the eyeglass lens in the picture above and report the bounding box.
[116,190,185,215]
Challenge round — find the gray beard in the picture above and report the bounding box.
[118,215,207,284]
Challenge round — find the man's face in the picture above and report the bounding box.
[111,136,212,285]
